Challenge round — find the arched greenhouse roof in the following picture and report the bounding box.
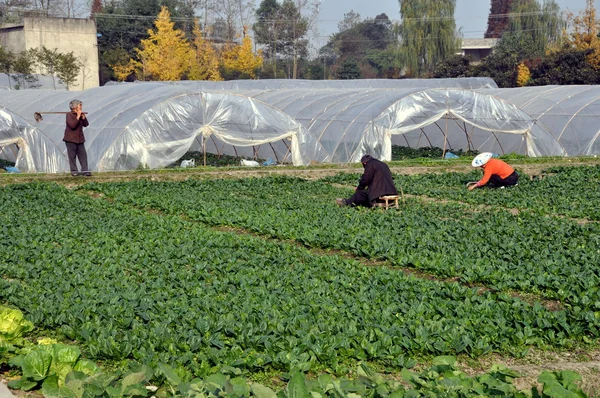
[160,77,499,90]
[0,106,65,172]
[476,86,600,156]
[3,81,589,174]
[0,83,328,172]
[214,87,566,162]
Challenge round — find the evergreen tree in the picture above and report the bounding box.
[335,58,361,79]
[253,0,281,76]
[254,0,308,79]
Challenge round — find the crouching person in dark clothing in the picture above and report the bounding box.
[336,155,398,207]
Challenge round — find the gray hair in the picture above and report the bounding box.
[69,99,82,110]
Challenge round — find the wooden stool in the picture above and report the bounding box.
[379,195,400,210]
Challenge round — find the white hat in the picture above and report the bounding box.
[471,152,493,167]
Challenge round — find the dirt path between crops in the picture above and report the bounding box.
[0,160,595,186]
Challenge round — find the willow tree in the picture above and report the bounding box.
[507,0,564,56]
[399,0,460,77]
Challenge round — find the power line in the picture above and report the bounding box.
[1,8,562,24]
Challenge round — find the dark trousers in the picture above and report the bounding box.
[65,142,89,174]
[345,190,379,207]
[489,171,519,187]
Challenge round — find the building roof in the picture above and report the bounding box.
[461,38,498,50]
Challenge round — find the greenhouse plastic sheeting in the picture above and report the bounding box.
[478,86,600,156]
[360,89,567,161]
[0,83,328,172]
[164,77,499,90]
[3,80,593,174]
[0,106,66,172]
[228,87,566,162]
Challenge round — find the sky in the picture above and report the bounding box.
[313,0,600,48]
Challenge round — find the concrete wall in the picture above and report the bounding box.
[0,25,26,53]
[0,17,99,91]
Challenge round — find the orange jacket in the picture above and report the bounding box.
[476,158,514,187]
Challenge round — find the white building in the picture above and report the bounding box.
[0,16,99,91]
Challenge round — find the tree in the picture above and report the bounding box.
[90,0,102,16]
[37,46,61,89]
[515,62,530,86]
[207,0,254,43]
[0,46,14,88]
[529,47,599,85]
[433,54,472,78]
[134,6,194,81]
[506,0,563,56]
[221,28,263,79]
[320,12,397,79]
[563,0,600,70]
[55,51,81,89]
[278,0,308,78]
[399,0,460,77]
[335,57,361,79]
[485,0,515,38]
[188,18,222,80]
[337,10,361,32]
[254,0,281,76]
[111,60,137,81]
[254,0,309,79]
[472,32,536,87]
[96,0,161,84]
[11,49,39,89]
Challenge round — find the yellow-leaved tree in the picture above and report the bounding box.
[221,27,263,79]
[188,19,222,81]
[563,0,600,69]
[134,6,194,80]
[111,60,137,82]
[516,62,530,87]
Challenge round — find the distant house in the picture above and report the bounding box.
[460,38,498,63]
[0,16,99,91]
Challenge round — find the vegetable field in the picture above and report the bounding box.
[1,165,600,392]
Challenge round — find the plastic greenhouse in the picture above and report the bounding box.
[6,79,600,174]
[166,77,499,90]
[0,83,328,172]
[477,85,600,156]
[0,106,65,172]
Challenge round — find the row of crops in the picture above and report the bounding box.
[1,182,584,372]
[0,165,599,392]
[82,169,600,311]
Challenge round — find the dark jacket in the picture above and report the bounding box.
[63,112,89,144]
[357,158,398,202]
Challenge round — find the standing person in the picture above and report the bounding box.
[468,152,518,190]
[336,155,398,207]
[63,99,91,176]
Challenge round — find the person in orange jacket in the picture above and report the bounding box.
[467,152,519,190]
